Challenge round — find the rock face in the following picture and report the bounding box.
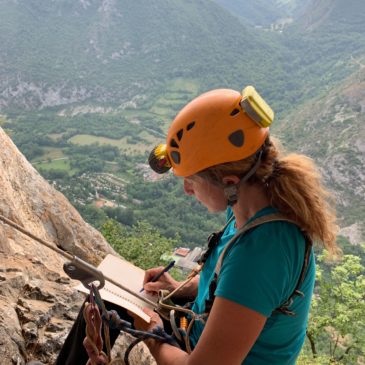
[0,128,155,365]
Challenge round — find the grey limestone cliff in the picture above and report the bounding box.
[0,127,154,364]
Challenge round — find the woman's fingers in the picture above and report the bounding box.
[129,308,163,332]
[143,267,164,285]
[143,280,164,293]
[142,266,178,295]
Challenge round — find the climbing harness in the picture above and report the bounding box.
[155,268,208,354]
[81,270,208,364]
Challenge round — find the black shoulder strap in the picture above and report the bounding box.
[273,234,312,316]
[198,215,235,265]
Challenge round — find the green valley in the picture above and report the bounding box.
[1,0,364,244]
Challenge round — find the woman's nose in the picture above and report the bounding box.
[183,179,194,196]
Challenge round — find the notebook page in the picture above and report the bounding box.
[76,254,157,323]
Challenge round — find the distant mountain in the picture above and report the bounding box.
[278,0,365,238]
[270,0,365,242]
[1,0,364,242]
[274,63,365,240]
[0,0,286,110]
[295,0,365,32]
[2,0,363,116]
[212,0,311,26]
[213,0,283,25]
[276,0,365,109]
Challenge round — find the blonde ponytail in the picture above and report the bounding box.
[201,137,339,255]
[265,152,338,254]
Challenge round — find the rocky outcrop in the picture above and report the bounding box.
[0,128,114,265]
[0,127,155,364]
[0,81,92,110]
[0,254,84,364]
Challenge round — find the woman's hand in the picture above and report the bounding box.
[142,267,180,295]
[130,308,167,357]
[143,267,200,299]
[131,307,163,332]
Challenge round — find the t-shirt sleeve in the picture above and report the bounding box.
[215,225,292,317]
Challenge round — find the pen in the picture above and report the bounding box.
[140,260,175,293]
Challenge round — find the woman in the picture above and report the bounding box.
[57,86,338,365]
[132,86,338,365]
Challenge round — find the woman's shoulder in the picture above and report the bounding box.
[226,208,306,266]
[224,206,305,254]
[242,217,305,256]
[234,206,303,242]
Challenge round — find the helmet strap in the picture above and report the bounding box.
[223,150,263,207]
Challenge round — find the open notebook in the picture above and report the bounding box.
[76,254,157,323]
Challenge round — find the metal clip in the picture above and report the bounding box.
[63,256,105,290]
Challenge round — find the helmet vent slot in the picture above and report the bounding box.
[170,139,179,148]
[228,130,244,147]
[230,108,240,116]
[171,151,181,164]
[186,121,196,131]
[177,129,184,141]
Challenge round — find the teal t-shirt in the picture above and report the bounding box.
[190,207,315,365]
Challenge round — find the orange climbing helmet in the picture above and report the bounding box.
[149,86,274,177]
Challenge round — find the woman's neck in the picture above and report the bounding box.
[231,183,270,229]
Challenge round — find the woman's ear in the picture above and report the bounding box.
[222,175,240,186]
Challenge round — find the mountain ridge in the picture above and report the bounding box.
[213,0,311,26]
[274,65,365,239]
[296,0,365,32]
[0,0,364,244]
[0,0,283,110]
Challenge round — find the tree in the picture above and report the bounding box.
[101,219,178,270]
[104,207,135,226]
[21,142,43,160]
[76,204,108,229]
[303,252,365,364]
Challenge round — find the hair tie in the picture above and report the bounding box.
[272,159,281,173]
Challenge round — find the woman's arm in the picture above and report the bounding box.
[172,274,199,299]
[143,267,199,300]
[141,296,267,365]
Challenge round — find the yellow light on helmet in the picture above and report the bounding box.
[241,86,274,128]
